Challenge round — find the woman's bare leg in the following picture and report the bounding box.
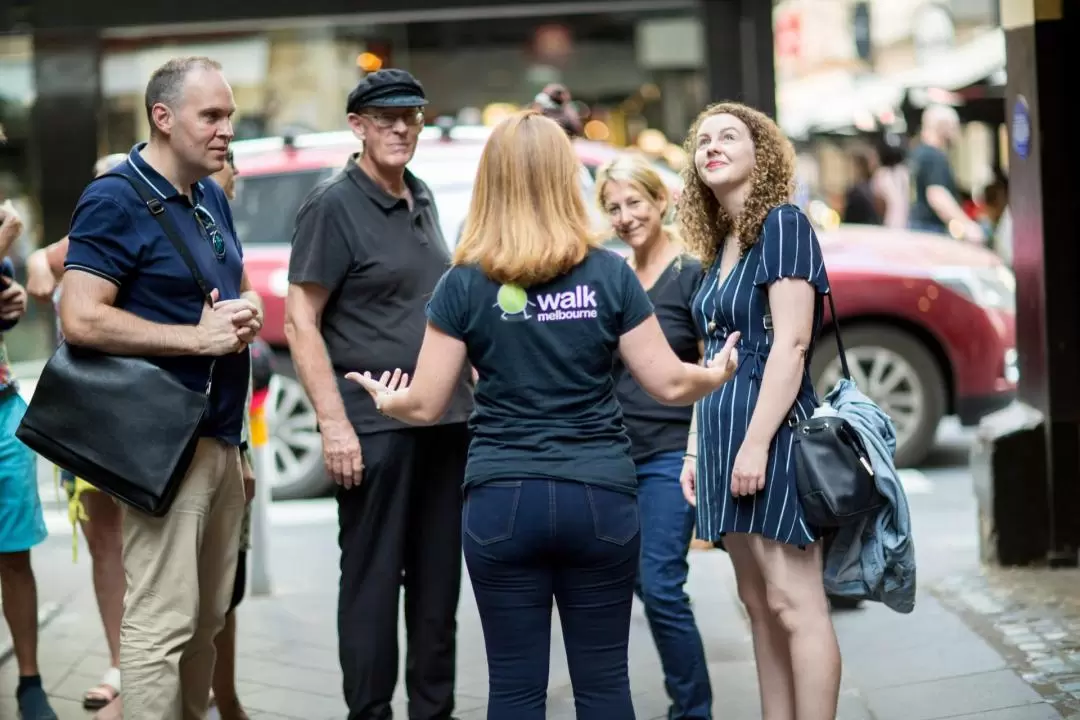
[724,533,796,720]
[752,535,841,720]
[80,491,125,669]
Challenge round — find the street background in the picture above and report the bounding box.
[2,363,1078,720]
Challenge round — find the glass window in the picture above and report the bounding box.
[232,168,334,246]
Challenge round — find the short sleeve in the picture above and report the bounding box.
[924,151,954,189]
[287,193,352,291]
[64,192,139,286]
[753,204,830,294]
[617,259,655,335]
[425,266,470,340]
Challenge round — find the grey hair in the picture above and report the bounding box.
[144,56,223,135]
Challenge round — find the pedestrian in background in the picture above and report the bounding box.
[25,152,128,718]
[208,148,258,720]
[346,110,739,720]
[285,68,472,719]
[0,202,57,720]
[597,155,713,719]
[677,102,842,720]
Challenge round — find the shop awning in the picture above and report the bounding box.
[777,70,904,140]
[891,28,1006,91]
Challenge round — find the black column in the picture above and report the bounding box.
[971,1,1080,566]
[30,30,102,250]
[699,0,776,118]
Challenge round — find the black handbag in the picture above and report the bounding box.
[16,172,218,517]
[792,291,884,528]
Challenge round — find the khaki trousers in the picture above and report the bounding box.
[119,437,245,719]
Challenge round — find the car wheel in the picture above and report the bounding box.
[810,325,946,468]
[263,353,332,500]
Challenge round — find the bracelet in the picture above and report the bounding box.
[684,453,697,460]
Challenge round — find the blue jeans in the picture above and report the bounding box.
[635,451,713,719]
[463,479,640,720]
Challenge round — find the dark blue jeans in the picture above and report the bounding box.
[463,479,640,720]
[635,451,713,719]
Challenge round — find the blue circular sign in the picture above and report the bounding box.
[1012,95,1031,159]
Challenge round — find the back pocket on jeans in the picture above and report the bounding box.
[585,485,640,546]
[464,481,523,546]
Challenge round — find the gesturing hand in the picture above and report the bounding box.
[344,368,411,415]
[705,331,741,386]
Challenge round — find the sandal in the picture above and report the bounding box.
[92,696,123,720]
[83,668,121,710]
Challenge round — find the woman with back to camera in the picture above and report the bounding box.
[596,155,713,719]
[346,110,739,720]
[678,102,842,720]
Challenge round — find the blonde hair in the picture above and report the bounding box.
[595,154,684,248]
[454,110,598,287]
[678,102,796,267]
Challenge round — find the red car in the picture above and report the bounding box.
[232,126,683,499]
[232,128,1016,499]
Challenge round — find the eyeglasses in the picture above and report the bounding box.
[193,205,226,262]
[363,108,425,129]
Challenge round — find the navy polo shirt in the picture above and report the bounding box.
[65,144,250,445]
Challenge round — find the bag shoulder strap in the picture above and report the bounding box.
[94,171,214,304]
[762,285,851,381]
[92,170,218,394]
[824,290,852,380]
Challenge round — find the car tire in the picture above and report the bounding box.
[263,351,333,501]
[810,324,946,468]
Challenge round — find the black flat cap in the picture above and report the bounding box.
[346,68,428,114]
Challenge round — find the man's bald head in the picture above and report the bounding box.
[921,104,961,146]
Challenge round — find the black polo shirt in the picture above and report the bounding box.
[288,155,474,434]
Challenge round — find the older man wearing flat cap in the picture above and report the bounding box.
[285,68,472,720]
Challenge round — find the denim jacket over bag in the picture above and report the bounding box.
[820,378,917,613]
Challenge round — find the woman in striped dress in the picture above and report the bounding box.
[677,103,842,720]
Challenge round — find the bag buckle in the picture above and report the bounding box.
[146,198,165,216]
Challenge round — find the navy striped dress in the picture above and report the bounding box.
[692,203,830,547]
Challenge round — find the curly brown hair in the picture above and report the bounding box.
[677,102,797,267]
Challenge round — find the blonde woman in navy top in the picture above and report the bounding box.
[345,111,740,719]
[678,102,842,719]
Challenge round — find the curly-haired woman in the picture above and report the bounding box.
[677,102,842,719]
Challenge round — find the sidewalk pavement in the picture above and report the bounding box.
[0,505,1067,720]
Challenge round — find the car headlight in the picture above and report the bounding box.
[931,265,1015,311]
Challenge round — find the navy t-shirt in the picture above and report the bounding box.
[612,255,703,464]
[426,247,655,494]
[65,145,250,445]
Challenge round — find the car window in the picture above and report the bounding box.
[232,168,335,245]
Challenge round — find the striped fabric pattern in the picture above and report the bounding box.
[692,204,830,548]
